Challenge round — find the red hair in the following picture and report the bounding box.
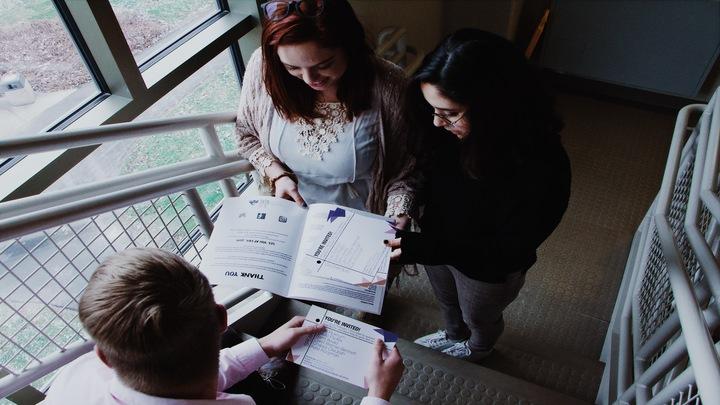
[261,0,375,121]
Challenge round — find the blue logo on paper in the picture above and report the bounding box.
[373,329,398,343]
[327,207,346,223]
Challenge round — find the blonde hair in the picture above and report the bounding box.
[79,247,220,393]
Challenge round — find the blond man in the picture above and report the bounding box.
[45,247,403,404]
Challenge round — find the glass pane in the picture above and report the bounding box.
[108,0,220,64]
[0,0,100,140]
[47,49,244,213]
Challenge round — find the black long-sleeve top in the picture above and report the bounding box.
[398,132,571,283]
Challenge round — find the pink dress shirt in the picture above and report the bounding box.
[44,339,390,405]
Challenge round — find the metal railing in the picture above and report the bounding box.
[0,112,258,401]
[598,88,720,405]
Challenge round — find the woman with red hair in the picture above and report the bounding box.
[235,0,417,220]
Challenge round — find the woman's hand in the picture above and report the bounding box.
[274,176,306,207]
[385,238,402,261]
[266,162,305,207]
[391,214,411,231]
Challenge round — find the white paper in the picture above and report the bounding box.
[200,196,306,296]
[287,305,398,388]
[287,275,385,314]
[296,204,394,287]
[200,196,389,314]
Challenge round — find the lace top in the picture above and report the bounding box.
[296,103,349,160]
[269,103,379,210]
[234,48,417,216]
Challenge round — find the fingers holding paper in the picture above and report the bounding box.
[274,176,306,207]
[259,316,325,358]
[390,214,410,231]
[366,339,404,401]
[384,238,402,261]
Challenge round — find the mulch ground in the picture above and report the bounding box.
[0,10,168,92]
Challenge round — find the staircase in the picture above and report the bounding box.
[238,299,589,405]
[376,267,605,404]
[3,91,720,404]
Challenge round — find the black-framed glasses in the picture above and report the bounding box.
[261,0,325,21]
[432,111,466,127]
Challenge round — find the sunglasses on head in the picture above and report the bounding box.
[261,0,325,21]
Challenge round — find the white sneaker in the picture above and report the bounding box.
[441,340,494,362]
[414,330,463,351]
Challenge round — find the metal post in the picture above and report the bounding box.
[200,124,239,198]
[655,216,720,404]
[182,188,214,239]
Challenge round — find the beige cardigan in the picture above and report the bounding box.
[234,48,417,216]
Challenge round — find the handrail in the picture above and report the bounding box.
[654,105,705,208]
[0,286,259,398]
[0,111,237,158]
[638,302,719,389]
[654,140,720,403]
[690,93,720,305]
[651,98,720,402]
[0,111,250,240]
[651,99,720,402]
[605,88,720,405]
[628,105,701,405]
[0,341,95,400]
[0,112,262,399]
[0,160,252,242]
[0,154,238,219]
[620,211,652,397]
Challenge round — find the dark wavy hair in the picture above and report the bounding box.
[408,29,564,179]
[261,0,375,121]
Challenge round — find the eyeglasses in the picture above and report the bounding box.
[261,0,325,21]
[432,111,465,127]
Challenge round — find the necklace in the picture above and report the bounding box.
[297,103,349,160]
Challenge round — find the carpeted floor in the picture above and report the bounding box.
[377,92,677,402]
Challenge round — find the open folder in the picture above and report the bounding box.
[200,196,394,314]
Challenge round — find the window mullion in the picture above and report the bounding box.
[229,0,263,66]
[63,0,146,100]
[52,0,110,94]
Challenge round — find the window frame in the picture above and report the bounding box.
[0,0,261,202]
[0,0,112,175]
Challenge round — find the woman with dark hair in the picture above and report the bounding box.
[386,29,571,362]
[234,0,416,220]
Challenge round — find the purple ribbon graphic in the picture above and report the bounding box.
[374,329,398,343]
[386,220,400,234]
[327,207,346,223]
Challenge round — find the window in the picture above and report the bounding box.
[108,0,221,66]
[0,0,256,201]
[131,48,244,211]
[0,1,261,399]
[0,0,103,142]
[46,49,243,212]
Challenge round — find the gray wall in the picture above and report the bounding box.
[540,0,720,99]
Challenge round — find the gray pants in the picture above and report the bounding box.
[425,265,526,351]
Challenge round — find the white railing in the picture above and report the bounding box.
[598,88,720,405]
[0,113,259,400]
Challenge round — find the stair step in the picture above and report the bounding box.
[238,299,590,405]
[376,269,604,403]
[483,343,604,403]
